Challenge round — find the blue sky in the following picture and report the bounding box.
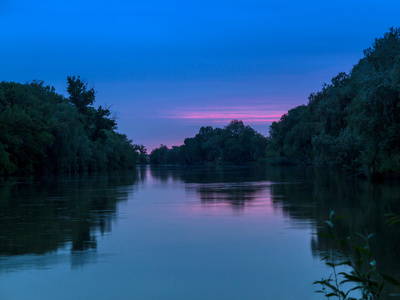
[1,0,400,151]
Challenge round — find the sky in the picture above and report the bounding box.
[1,0,400,151]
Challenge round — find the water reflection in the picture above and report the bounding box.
[266,167,400,298]
[0,171,138,271]
[150,165,271,210]
[149,165,268,184]
[149,165,400,297]
[193,182,270,208]
[1,165,400,298]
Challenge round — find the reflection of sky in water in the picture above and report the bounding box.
[0,167,357,300]
[0,248,99,273]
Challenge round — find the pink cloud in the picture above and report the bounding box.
[160,104,290,124]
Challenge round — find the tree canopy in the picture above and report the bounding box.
[267,27,400,178]
[149,120,268,165]
[0,77,138,175]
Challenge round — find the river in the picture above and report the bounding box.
[0,166,399,299]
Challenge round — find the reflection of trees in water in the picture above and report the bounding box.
[150,165,400,296]
[150,165,270,209]
[149,165,268,184]
[267,167,400,297]
[193,182,269,209]
[137,165,148,183]
[149,165,182,182]
[0,171,138,257]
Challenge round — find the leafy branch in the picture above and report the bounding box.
[313,211,400,300]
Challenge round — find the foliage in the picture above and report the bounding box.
[0,78,137,175]
[66,75,95,113]
[267,27,400,178]
[314,211,400,299]
[133,144,148,164]
[149,120,268,165]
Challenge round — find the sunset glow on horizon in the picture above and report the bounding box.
[162,104,289,124]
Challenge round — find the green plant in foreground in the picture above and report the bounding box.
[385,214,400,233]
[314,211,400,299]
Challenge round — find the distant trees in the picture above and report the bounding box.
[133,144,148,164]
[266,27,400,178]
[0,77,137,175]
[149,120,268,165]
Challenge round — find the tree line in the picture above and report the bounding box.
[149,120,268,165]
[2,28,400,177]
[267,27,400,179]
[0,76,138,175]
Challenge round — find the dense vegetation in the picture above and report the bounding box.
[0,76,137,175]
[267,28,400,179]
[150,120,268,165]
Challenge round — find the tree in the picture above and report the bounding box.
[133,144,148,164]
[267,27,400,178]
[67,76,95,113]
[0,77,137,175]
[148,120,268,165]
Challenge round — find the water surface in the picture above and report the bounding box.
[1,166,399,299]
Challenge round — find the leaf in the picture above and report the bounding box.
[335,261,352,267]
[385,215,398,221]
[325,292,338,297]
[326,262,335,268]
[321,282,339,292]
[325,220,334,229]
[313,280,325,285]
[342,274,363,283]
[314,279,333,285]
[346,286,363,294]
[384,213,396,217]
[332,215,347,221]
[387,218,400,226]
[353,246,372,258]
[381,274,400,287]
[338,290,347,298]
[356,232,368,241]
[321,255,330,261]
[318,233,335,239]
[384,214,400,227]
